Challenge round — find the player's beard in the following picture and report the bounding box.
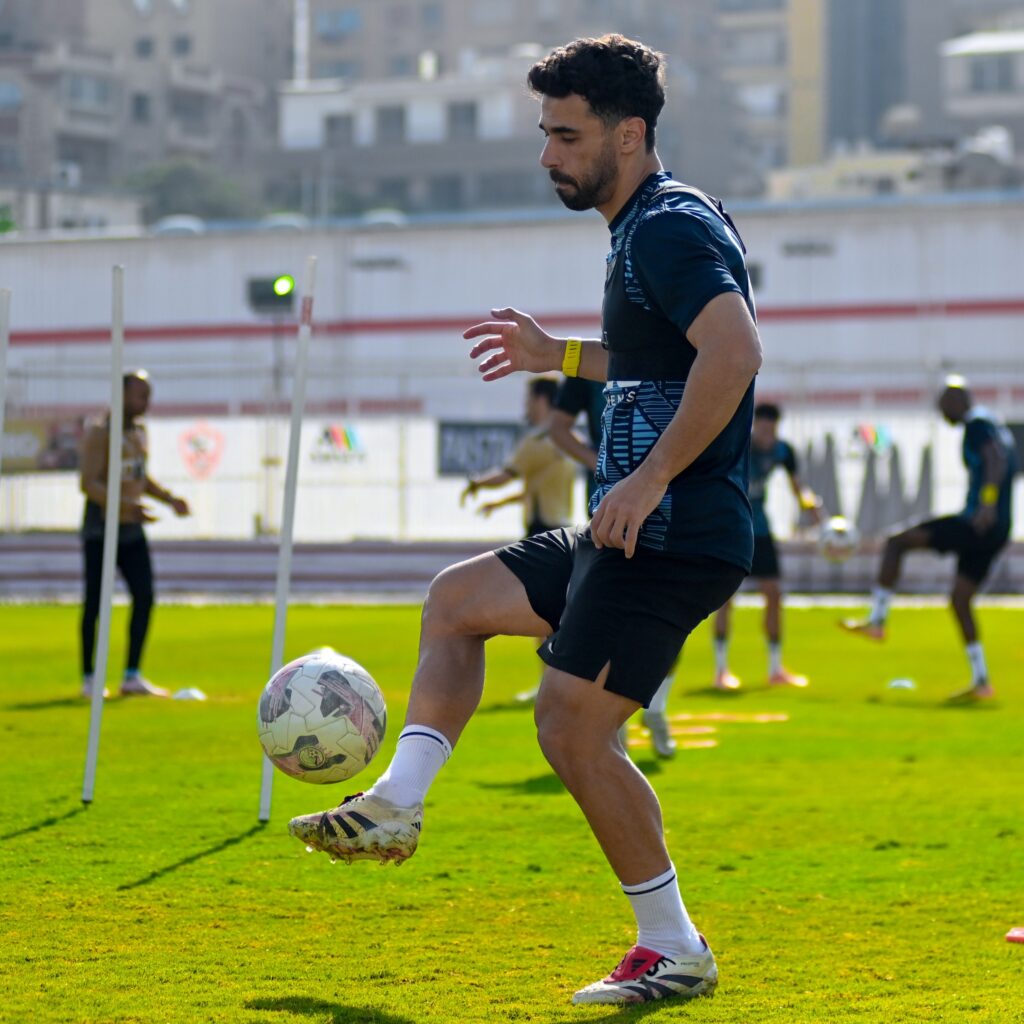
[549,138,618,211]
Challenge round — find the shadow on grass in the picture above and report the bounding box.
[117,823,266,891]
[0,805,85,842]
[547,1000,706,1023]
[244,996,415,1024]
[476,771,566,796]
[4,696,100,711]
[475,698,535,715]
[679,685,745,698]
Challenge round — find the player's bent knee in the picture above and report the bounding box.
[421,559,496,638]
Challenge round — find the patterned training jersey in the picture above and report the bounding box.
[962,407,1016,529]
[749,439,797,537]
[591,172,755,569]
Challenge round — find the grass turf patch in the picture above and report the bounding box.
[2,604,1023,1023]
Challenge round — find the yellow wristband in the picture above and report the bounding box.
[980,484,998,507]
[561,338,582,378]
[798,489,818,511]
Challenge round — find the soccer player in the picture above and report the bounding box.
[460,377,575,535]
[712,402,820,690]
[79,371,190,698]
[549,375,679,756]
[289,35,761,1006]
[841,377,1016,701]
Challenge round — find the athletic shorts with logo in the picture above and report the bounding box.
[495,526,745,706]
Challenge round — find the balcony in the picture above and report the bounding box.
[169,60,223,95]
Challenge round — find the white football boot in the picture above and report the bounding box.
[572,938,718,1005]
[289,792,423,865]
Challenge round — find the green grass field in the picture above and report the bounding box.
[2,602,1023,1024]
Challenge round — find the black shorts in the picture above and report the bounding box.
[919,515,1009,584]
[749,533,780,579]
[495,526,746,706]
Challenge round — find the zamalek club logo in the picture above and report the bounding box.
[178,421,225,479]
[311,424,365,464]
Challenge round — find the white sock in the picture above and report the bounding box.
[768,641,782,676]
[367,725,452,808]
[869,586,892,625]
[622,864,704,959]
[713,636,729,674]
[647,674,673,715]
[965,642,988,685]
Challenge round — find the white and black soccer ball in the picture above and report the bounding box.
[257,649,387,784]
[818,515,859,564]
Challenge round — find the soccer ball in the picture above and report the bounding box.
[818,515,859,564]
[257,648,387,784]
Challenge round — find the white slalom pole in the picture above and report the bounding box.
[0,289,10,481]
[82,266,126,804]
[258,255,318,822]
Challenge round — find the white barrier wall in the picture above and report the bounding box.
[2,411,1020,542]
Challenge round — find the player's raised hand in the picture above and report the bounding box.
[463,307,559,381]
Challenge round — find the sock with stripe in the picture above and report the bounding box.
[367,724,452,808]
[713,636,729,674]
[622,864,704,959]
[647,674,673,715]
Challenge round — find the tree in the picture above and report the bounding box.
[125,159,264,223]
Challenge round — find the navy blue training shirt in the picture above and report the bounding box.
[962,407,1016,530]
[591,171,755,569]
[749,439,797,537]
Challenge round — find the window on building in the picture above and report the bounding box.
[377,177,409,208]
[429,175,463,210]
[968,54,1015,94]
[421,3,443,30]
[131,93,151,123]
[170,91,208,134]
[470,1,514,25]
[447,101,477,141]
[0,144,19,170]
[389,54,417,77]
[313,59,361,80]
[173,35,191,57]
[722,28,786,67]
[63,74,114,112]
[479,171,535,206]
[736,83,787,120]
[135,37,154,58]
[325,113,354,147]
[719,0,784,11]
[0,80,22,110]
[315,8,362,42]
[375,105,406,144]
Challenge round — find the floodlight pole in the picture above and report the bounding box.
[258,255,318,822]
[82,266,126,805]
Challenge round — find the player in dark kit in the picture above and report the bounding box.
[842,376,1016,701]
[288,36,762,1006]
[712,402,820,689]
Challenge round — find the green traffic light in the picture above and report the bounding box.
[273,274,295,297]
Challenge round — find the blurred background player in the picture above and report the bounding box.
[461,376,576,703]
[842,377,1016,701]
[713,402,821,689]
[460,377,575,535]
[549,375,677,757]
[79,371,190,698]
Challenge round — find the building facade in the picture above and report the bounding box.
[0,0,291,205]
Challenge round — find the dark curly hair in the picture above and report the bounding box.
[527,34,665,152]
